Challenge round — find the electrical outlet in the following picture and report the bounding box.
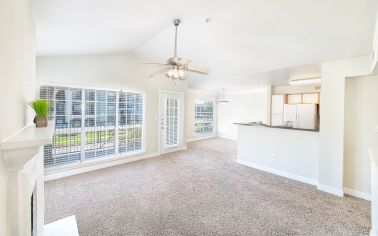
[374,125,378,133]
[272,153,276,160]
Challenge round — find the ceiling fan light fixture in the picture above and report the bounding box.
[166,68,186,80]
[143,18,209,81]
[218,88,229,104]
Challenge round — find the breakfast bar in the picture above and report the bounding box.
[235,123,320,185]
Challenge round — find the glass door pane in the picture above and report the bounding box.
[165,97,179,147]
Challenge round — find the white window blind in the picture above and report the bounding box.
[40,85,144,168]
[194,100,214,135]
[84,90,116,159]
[118,92,143,153]
[40,86,82,166]
[165,98,179,147]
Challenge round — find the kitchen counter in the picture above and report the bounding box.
[236,123,319,185]
[234,122,319,132]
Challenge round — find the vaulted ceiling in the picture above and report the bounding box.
[33,0,377,90]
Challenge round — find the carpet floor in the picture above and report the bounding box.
[45,138,371,236]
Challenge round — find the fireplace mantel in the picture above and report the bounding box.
[1,123,54,170]
[1,122,54,236]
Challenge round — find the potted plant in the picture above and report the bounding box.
[29,99,49,127]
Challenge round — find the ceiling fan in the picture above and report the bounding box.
[143,19,209,80]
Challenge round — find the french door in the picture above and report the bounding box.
[159,90,185,153]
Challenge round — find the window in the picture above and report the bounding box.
[118,92,143,153]
[84,90,116,159]
[194,100,214,135]
[40,85,144,168]
[165,97,179,147]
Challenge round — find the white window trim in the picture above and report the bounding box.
[158,90,186,154]
[39,82,146,170]
[194,99,216,137]
[44,149,146,175]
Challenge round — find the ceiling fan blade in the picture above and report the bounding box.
[187,65,209,74]
[142,62,169,66]
[148,67,170,78]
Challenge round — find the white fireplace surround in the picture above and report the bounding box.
[1,123,54,236]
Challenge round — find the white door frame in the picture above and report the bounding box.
[158,90,185,154]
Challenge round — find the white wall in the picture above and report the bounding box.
[217,89,269,140]
[0,0,36,234]
[186,90,217,141]
[318,55,370,196]
[237,125,319,185]
[344,75,378,197]
[36,54,187,155]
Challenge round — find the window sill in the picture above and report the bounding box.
[44,149,157,181]
[194,133,215,138]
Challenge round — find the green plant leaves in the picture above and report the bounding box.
[29,99,48,116]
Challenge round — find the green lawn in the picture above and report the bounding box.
[54,128,141,146]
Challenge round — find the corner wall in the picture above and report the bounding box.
[0,0,36,234]
[318,55,370,196]
[344,75,378,199]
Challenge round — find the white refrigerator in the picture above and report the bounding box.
[283,104,318,129]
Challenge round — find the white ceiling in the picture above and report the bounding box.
[33,0,377,91]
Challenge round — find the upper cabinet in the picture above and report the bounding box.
[287,94,302,104]
[287,93,319,104]
[302,93,319,104]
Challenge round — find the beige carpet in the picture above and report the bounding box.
[45,138,371,235]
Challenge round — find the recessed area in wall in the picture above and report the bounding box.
[344,75,378,198]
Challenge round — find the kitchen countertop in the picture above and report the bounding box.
[234,122,320,132]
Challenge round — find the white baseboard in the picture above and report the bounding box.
[317,184,344,197]
[343,187,371,201]
[187,135,216,142]
[217,135,237,141]
[236,159,318,186]
[44,152,160,181]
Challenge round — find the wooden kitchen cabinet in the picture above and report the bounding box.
[302,93,319,104]
[287,94,302,104]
